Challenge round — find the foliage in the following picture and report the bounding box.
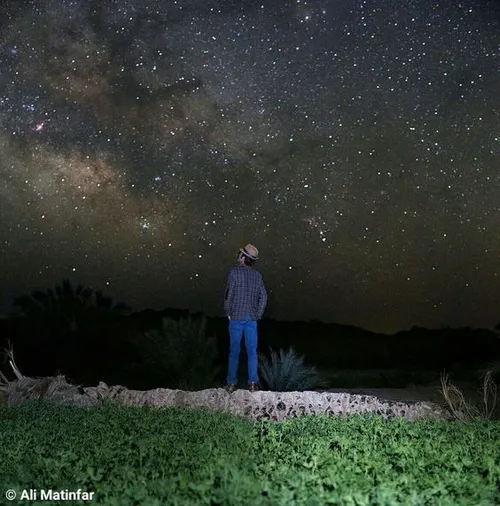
[14,278,130,332]
[1,402,500,505]
[258,347,322,392]
[440,370,498,422]
[253,414,500,505]
[11,279,132,384]
[138,316,220,390]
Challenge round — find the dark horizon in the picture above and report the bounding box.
[1,1,499,335]
[2,276,500,337]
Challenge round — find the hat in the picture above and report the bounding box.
[239,244,259,260]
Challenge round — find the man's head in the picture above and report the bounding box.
[237,244,259,266]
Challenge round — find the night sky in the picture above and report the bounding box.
[0,0,499,334]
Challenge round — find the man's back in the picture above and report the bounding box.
[224,264,267,321]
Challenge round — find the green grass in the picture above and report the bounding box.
[1,402,499,505]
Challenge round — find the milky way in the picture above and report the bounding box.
[0,0,499,333]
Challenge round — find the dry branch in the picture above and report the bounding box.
[440,371,498,422]
[0,369,8,393]
[4,342,24,380]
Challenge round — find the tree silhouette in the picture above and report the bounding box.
[12,279,132,384]
[14,279,130,326]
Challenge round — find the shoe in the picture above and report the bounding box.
[248,382,260,392]
[225,384,237,393]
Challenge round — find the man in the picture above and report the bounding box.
[223,243,267,392]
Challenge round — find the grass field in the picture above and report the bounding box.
[1,401,499,505]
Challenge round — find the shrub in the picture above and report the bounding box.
[258,347,322,392]
[138,316,220,390]
[440,370,498,422]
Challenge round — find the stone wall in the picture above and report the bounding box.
[83,382,451,421]
[1,376,451,421]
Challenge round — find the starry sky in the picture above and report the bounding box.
[0,0,499,334]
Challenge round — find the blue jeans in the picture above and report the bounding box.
[227,316,259,385]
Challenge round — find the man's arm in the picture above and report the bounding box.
[223,270,234,317]
[257,274,267,320]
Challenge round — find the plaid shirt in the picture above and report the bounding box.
[224,265,267,320]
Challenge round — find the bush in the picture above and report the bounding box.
[440,370,498,422]
[137,316,220,390]
[258,347,322,392]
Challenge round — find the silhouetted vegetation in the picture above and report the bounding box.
[1,279,500,391]
[131,315,220,390]
[2,280,136,386]
[258,347,323,392]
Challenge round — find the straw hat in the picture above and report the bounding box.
[239,244,259,260]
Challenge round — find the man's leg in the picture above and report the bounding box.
[243,320,259,384]
[227,320,244,385]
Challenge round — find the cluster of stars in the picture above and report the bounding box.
[0,0,499,333]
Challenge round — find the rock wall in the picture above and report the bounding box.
[1,376,450,421]
[83,382,450,421]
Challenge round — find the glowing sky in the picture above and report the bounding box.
[1,0,499,333]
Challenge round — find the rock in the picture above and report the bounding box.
[83,384,451,421]
[4,376,100,407]
[2,377,450,421]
